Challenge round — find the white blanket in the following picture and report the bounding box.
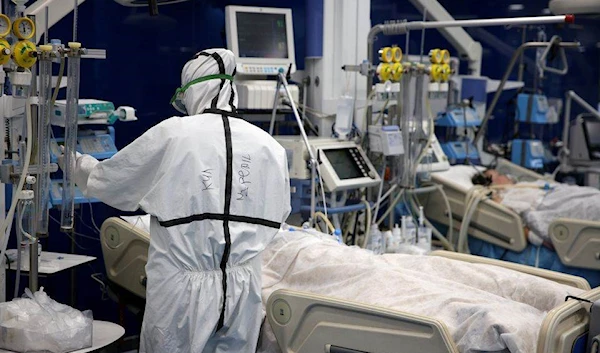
[259,230,583,353]
[118,217,583,353]
[500,181,600,243]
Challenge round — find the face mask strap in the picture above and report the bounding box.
[170,74,234,104]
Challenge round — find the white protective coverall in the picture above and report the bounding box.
[70,49,291,352]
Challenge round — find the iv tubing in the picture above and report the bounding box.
[0,99,34,271]
[360,199,372,248]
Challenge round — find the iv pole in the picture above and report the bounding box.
[269,69,318,227]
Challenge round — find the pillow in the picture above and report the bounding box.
[433,165,486,190]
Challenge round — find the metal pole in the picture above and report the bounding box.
[29,241,38,291]
[419,9,427,64]
[365,15,572,129]
[404,15,571,31]
[277,73,318,225]
[268,80,281,136]
[44,6,49,45]
[473,41,580,146]
[72,0,77,42]
[517,26,527,82]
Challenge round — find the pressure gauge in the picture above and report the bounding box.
[430,49,442,64]
[0,15,11,38]
[441,49,450,64]
[391,47,403,63]
[13,17,35,40]
[379,47,393,63]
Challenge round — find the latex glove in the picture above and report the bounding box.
[57,145,83,171]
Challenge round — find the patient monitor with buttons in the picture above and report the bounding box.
[225,5,299,110]
[276,137,381,192]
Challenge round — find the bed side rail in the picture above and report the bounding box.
[431,250,591,290]
[100,217,150,299]
[423,176,528,252]
[267,289,458,353]
[550,218,600,271]
[538,287,600,353]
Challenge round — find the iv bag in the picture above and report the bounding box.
[335,95,354,140]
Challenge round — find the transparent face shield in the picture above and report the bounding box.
[170,74,234,114]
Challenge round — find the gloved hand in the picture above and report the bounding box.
[57,146,83,171]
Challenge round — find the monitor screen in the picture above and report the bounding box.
[586,120,600,147]
[236,12,289,59]
[323,149,363,180]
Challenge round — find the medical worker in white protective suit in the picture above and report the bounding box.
[59,48,291,352]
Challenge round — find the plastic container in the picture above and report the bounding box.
[387,224,402,253]
[383,230,394,253]
[333,229,343,244]
[335,95,354,139]
[367,224,384,254]
[403,216,416,245]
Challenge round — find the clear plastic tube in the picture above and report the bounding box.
[411,73,426,180]
[60,52,81,231]
[34,58,53,236]
[400,72,413,187]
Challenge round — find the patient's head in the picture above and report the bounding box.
[472,169,514,186]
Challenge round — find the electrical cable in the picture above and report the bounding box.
[49,214,99,247]
[87,201,102,233]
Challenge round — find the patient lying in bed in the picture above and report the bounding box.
[472,169,600,245]
[118,216,582,353]
[259,229,583,353]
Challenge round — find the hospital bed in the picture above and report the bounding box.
[419,158,600,271]
[100,215,598,353]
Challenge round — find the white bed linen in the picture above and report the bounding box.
[259,230,582,353]
[118,217,581,353]
[433,165,485,191]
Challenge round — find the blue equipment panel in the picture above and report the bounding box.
[441,141,480,165]
[48,128,117,207]
[516,94,552,124]
[50,133,118,163]
[436,107,481,127]
[511,139,545,169]
[572,333,587,353]
[48,179,100,206]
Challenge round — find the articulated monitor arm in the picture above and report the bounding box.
[408,0,483,76]
[24,0,86,44]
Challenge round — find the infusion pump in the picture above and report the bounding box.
[275,137,381,192]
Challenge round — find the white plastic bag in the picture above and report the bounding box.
[0,287,93,353]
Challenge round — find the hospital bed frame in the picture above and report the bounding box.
[419,158,600,270]
[100,216,598,353]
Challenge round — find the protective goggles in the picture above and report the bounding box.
[170,73,234,114]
